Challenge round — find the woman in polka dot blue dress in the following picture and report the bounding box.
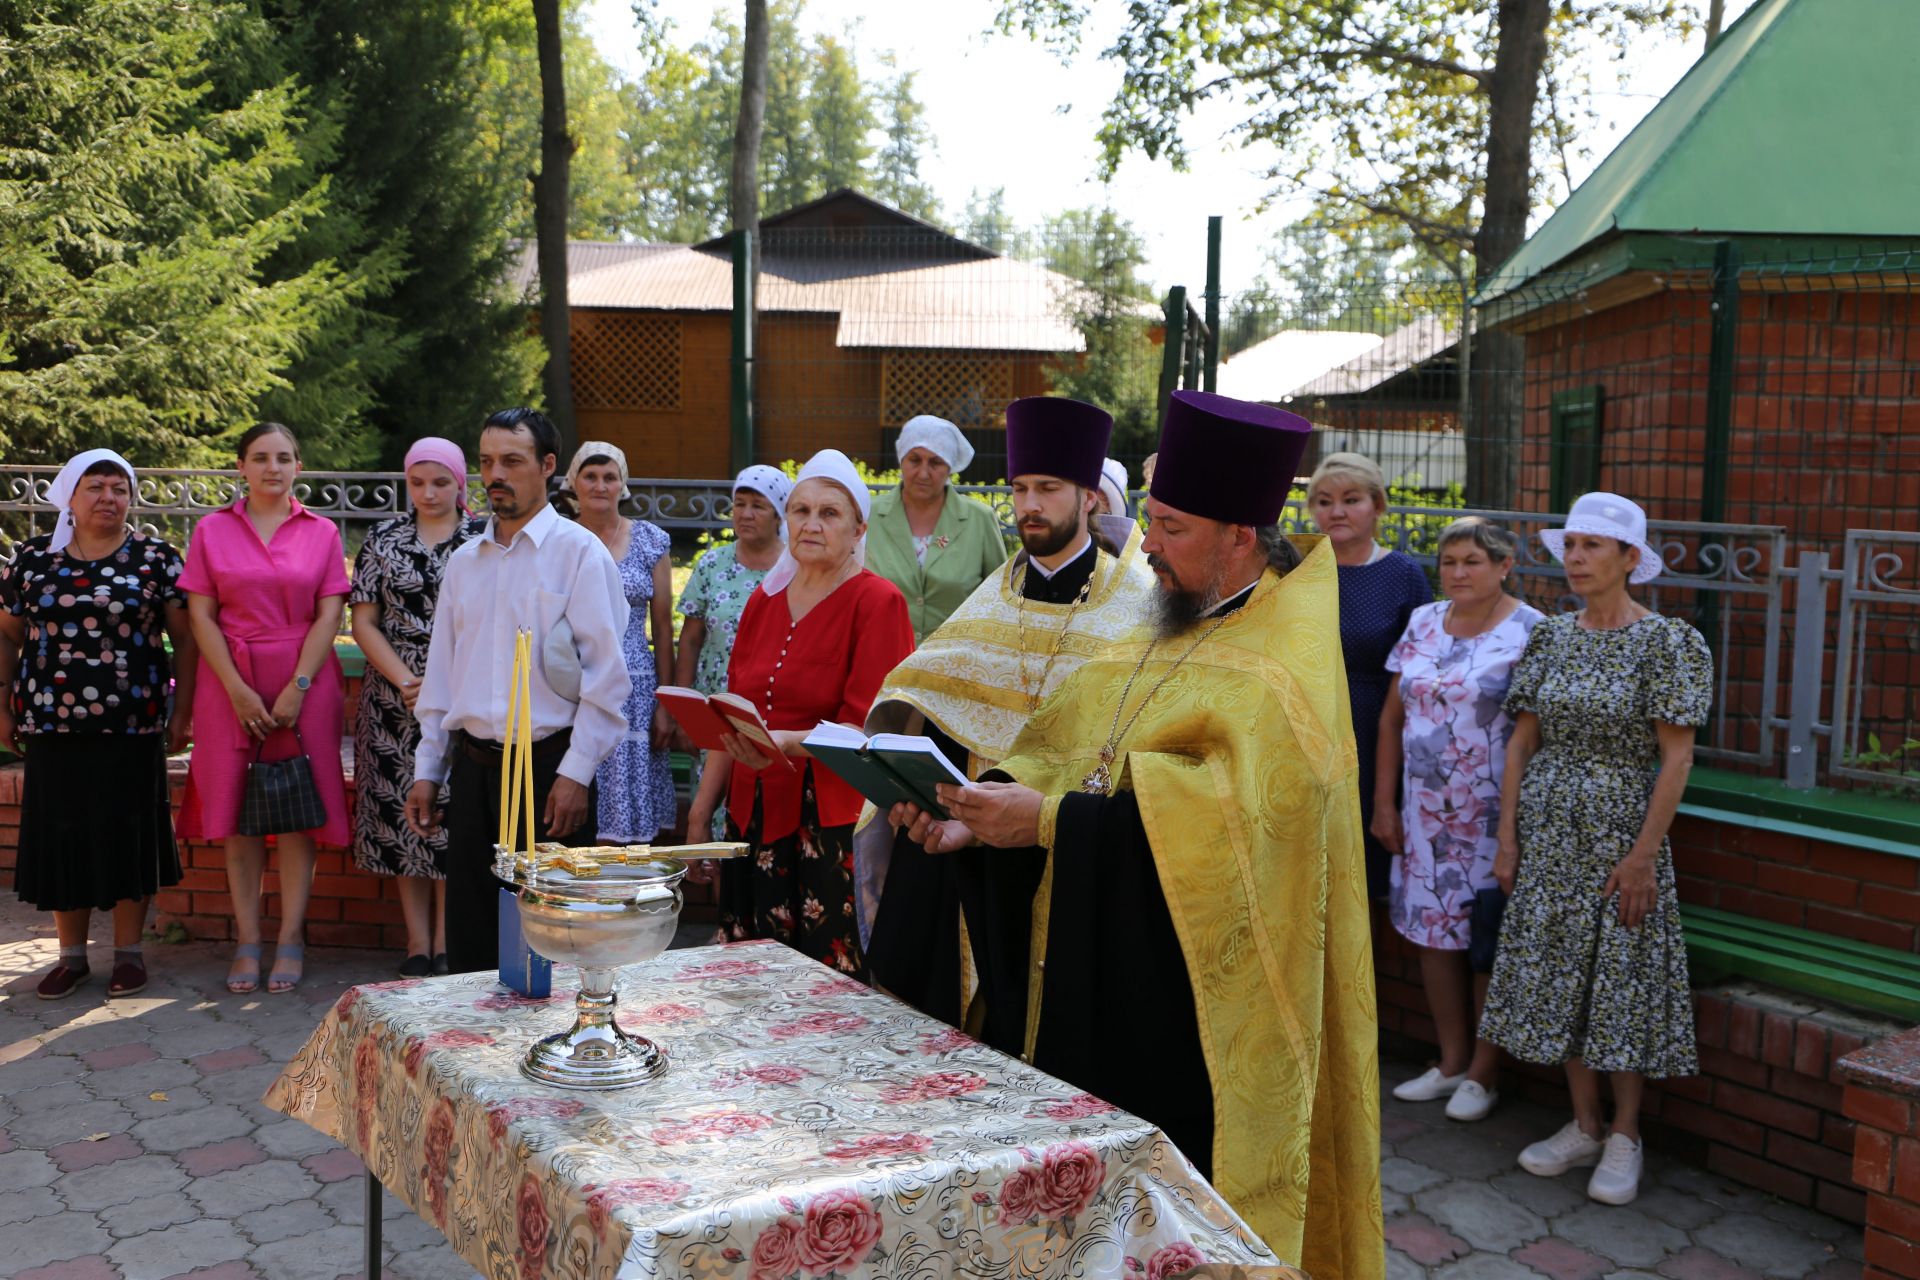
[1308,452,1435,900]
[0,450,198,1001]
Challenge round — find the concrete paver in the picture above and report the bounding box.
[1,894,1870,1280]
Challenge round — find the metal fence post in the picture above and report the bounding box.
[1203,217,1222,393]
[1784,550,1829,789]
[1158,286,1187,425]
[729,228,756,473]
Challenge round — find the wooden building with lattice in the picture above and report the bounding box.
[512,191,1088,478]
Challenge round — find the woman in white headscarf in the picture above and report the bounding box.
[864,415,1008,643]
[566,441,676,846]
[675,465,790,841]
[0,450,196,1000]
[703,450,915,973]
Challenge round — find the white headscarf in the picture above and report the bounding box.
[1097,457,1129,516]
[48,449,137,554]
[762,449,871,596]
[732,464,793,544]
[894,415,974,475]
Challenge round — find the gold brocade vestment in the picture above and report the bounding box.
[865,520,1157,767]
[993,535,1384,1280]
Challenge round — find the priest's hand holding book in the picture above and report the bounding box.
[889,781,1045,852]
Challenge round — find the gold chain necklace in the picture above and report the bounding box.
[1012,555,1096,712]
[1081,613,1231,794]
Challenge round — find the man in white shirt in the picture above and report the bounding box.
[405,407,632,972]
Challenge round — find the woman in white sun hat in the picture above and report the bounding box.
[1476,492,1712,1207]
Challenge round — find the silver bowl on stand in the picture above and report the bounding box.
[493,849,686,1089]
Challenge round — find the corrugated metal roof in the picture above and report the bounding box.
[510,241,1089,353]
[1215,330,1385,401]
[1478,0,1920,303]
[1293,316,1465,398]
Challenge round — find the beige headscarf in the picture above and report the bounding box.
[565,441,629,493]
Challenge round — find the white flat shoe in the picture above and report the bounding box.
[1445,1079,1498,1121]
[1392,1066,1466,1102]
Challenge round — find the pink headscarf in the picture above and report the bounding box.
[403,437,471,510]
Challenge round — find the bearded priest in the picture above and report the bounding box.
[890,389,1382,1280]
[858,396,1156,1024]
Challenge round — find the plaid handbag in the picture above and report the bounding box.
[238,727,328,836]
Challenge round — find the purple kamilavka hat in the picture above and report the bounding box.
[1004,397,1113,490]
[1149,390,1312,526]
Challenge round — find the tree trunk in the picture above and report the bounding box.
[1467,0,1551,512]
[730,0,769,235]
[532,0,575,455]
[1707,0,1727,44]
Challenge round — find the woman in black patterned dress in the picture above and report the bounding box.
[349,439,483,975]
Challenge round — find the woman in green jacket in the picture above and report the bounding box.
[864,415,1008,642]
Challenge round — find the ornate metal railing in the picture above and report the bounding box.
[1829,530,1920,792]
[1,464,1902,792]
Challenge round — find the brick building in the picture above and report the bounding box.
[1473,0,1920,540]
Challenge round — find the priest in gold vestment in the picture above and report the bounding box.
[859,396,1157,1023]
[891,390,1384,1280]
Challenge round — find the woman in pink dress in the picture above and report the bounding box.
[179,423,350,994]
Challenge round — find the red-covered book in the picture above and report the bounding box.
[655,686,794,772]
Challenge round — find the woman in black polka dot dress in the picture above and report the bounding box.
[0,450,197,1000]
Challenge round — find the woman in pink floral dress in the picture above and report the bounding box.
[1373,517,1542,1122]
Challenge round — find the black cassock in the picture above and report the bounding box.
[865,539,1102,1022]
[870,570,1257,1180]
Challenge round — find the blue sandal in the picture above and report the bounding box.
[226,943,263,995]
[267,943,304,994]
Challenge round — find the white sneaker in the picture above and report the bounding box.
[1392,1066,1466,1102]
[1445,1079,1498,1121]
[1587,1133,1643,1204]
[1518,1120,1606,1176]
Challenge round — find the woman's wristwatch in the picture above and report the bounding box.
[293,674,311,692]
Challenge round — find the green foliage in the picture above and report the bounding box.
[960,187,1016,252]
[571,0,942,240]
[0,0,542,468]
[994,0,1696,255]
[1225,209,1472,357]
[1847,732,1920,783]
[1033,208,1163,459]
[252,0,544,466]
[0,0,353,465]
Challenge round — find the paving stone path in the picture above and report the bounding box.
[0,896,1866,1279]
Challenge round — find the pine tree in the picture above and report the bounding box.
[253,0,544,465]
[872,67,941,224]
[0,0,352,465]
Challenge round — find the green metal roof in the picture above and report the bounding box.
[1477,0,1920,305]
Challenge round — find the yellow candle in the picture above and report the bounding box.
[499,628,523,850]
[520,629,536,852]
[504,630,527,853]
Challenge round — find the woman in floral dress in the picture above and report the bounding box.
[678,466,789,842]
[1480,493,1711,1207]
[569,442,676,845]
[350,438,483,976]
[1375,518,1542,1122]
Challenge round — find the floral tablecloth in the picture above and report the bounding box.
[264,940,1288,1280]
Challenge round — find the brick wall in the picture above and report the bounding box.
[1838,1028,1920,1279]
[0,753,717,953]
[1670,814,1920,954]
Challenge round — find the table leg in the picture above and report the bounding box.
[364,1169,383,1278]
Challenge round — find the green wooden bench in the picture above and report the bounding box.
[1680,903,1920,1023]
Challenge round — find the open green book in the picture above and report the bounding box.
[802,722,970,820]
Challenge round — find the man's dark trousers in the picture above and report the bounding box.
[442,728,598,974]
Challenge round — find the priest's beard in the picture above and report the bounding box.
[1019,507,1082,559]
[1146,553,1233,639]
